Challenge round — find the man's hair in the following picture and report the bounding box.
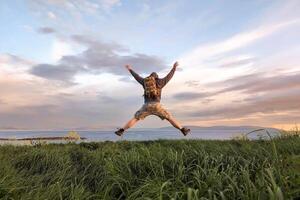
[150,72,158,78]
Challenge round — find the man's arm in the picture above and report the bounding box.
[126,65,144,85]
[160,61,178,87]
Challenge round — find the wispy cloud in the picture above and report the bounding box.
[47,11,56,19]
[172,92,215,101]
[29,0,121,17]
[37,27,56,34]
[217,55,255,68]
[0,53,34,75]
[179,19,300,67]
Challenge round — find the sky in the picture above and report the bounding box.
[0,0,300,130]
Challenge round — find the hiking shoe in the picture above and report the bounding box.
[181,127,190,136]
[115,128,124,136]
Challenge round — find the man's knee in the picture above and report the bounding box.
[133,117,139,122]
[134,113,148,120]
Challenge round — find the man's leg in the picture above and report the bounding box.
[166,116,190,136]
[166,115,182,130]
[123,117,139,130]
[115,117,140,136]
[115,104,146,136]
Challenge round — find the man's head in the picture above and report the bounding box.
[150,72,158,78]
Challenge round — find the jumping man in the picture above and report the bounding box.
[115,61,190,136]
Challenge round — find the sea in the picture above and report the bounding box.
[0,127,280,142]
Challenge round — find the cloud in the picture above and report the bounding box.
[30,64,80,82]
[100,0,121,10]
[179,19,300,66]
[47,11,56,19]
[218,56,255,68]
[214,71,300,94]
[51,39,73,61]
[37,27,56,34]
[30,34,167,82]
[0,53,33,67]
[184,80,200,88]
[201,98,214,104]
[0,99,6,105]
[29,0,121,15]
[171,69,300,125]
[0,53,35,76]
[187,88,300,119]
[172,91,214,101]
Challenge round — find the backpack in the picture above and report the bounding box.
[144,76,158,98]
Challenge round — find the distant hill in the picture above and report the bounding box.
[152,125,280,139]
[159,125,279,131]
[156,125,279,134]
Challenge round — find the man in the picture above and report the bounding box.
[115,61,190,136]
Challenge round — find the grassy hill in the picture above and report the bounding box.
[0,134,299,199]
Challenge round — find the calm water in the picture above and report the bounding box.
[0,128,276,142]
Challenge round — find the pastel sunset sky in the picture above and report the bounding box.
[0,0,299,130]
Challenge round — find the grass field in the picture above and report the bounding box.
[0,133,299,199]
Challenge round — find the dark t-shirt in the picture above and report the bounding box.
[129,67,176,103]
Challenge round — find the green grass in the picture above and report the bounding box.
[0,135,299,199]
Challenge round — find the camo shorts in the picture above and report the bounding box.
[134,102,171,120]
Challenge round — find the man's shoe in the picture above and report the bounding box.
[115,128,124,136]
[181,127,190,136]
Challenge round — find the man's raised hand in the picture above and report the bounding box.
[173,61,179,68]
[125,64,132,71]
